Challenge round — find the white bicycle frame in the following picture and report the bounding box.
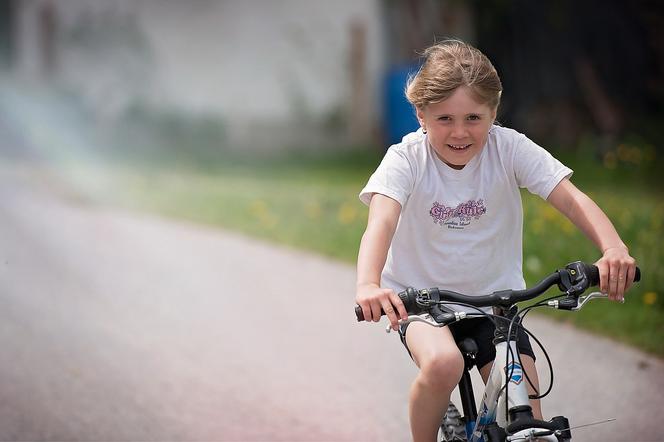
[470,340,558,442]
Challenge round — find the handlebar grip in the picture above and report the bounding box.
[356,303,393,322]
[355,288,418,322]
[355,305,365,322]
[586,264,600,286]
[588,264,641,286]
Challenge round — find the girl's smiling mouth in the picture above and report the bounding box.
[447,144,472,151]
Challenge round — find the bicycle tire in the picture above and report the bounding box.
[439,402,467,442]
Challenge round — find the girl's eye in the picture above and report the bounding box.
[467,115,481,121]
[438,116,451,121]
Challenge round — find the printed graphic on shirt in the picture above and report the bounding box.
[429,199,487,230]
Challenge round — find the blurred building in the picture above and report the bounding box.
[5,0,388,151]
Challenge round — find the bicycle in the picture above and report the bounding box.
[355,261,641,441]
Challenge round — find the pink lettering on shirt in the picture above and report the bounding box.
[430,199,487,228]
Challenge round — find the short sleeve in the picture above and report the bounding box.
[513,135,573,199]
[359,146,416,207]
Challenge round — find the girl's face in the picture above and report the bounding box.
[417,86,496,170]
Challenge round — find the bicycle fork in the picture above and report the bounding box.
[469,340,570,441]
[470,340,530,441]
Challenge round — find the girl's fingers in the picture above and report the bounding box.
[608,262,620,300]
[624,266,635,293]
[380,297,400,330]
[370,300,383,322]
[616,268,627,301]
[617,261,637,301]
[360,302,373,322]
[597,261,609,295]
[388,291,409,321]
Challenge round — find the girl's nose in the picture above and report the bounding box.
[450,121,469,138]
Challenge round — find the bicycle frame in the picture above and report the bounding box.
[467,340,558,442]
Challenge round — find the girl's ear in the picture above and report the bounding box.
[416,106,426,127]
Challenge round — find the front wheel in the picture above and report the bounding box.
[438,402,467,441]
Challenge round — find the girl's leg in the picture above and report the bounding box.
[405,322,465,442]
[478,355,543,419]
[519,355,543,419]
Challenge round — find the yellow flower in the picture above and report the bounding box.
[541,204,558,221]
[249,199,268,217]
[603,151,617,169]
[249,200,278,228]
[337,202,358,225]
[643,292,657,306]
[617,144,630,162]
[305,201,322,220]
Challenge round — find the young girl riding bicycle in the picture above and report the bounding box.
[355,39,637,442]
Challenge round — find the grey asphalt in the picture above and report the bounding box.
[0,164,663,442]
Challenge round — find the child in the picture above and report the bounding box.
[355,39,637,442]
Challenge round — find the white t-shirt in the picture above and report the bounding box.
[359,125,572,312]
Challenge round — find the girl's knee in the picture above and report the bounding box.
[418,349,464,390]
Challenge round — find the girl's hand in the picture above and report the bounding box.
[594,246,637,301]
[355,283,408,330]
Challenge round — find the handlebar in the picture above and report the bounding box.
[355,261,641,322]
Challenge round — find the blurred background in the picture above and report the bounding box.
[0,0,662,353]
[0,1,663,439]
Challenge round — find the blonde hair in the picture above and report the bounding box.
[405,39,502,110]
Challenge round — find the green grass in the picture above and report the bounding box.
[58,151,374,262]
[520,189,663,356]
[25,145,664,358]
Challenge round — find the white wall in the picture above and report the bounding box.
[140,1,384,118]
[14,0,386,149]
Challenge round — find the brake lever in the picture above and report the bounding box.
[572,291,623,311]
[386,314,435,333]
[385,312,467,333]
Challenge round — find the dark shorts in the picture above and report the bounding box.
[399,317,536,370]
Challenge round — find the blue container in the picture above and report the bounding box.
[383,63,421,146]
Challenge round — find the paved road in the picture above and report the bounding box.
[0,165,663,442]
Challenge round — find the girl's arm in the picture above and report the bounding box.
[356,194,408,330]
[547,178,637,301]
